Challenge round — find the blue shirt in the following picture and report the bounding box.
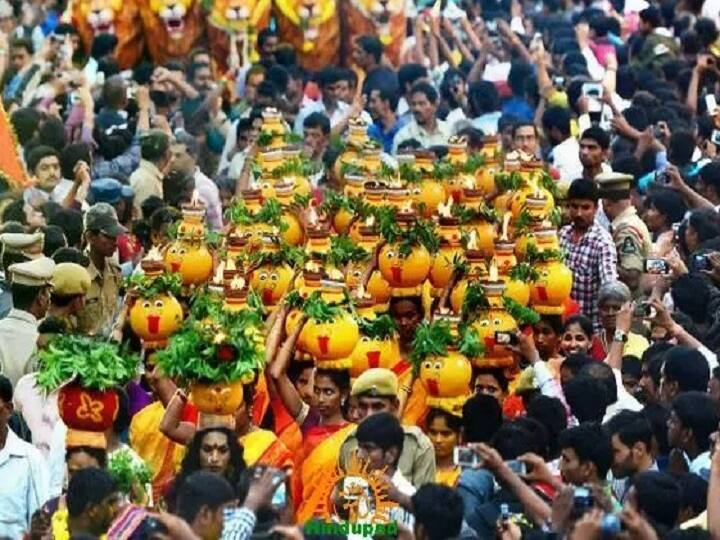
[367,118,407,154]
[501,97,534,122]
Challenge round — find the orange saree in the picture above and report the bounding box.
[128,401,185,500]
[294,422,356,523]
[240,429,293,470]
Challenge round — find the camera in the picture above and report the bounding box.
[633,303,653,318]
[693,253,710,272]
[494,331,517,346]
[454,446,481,468]
[644,258,670,275]
[601,513,625,536]
[505,460,527,475]
[572,487,594,518]
[582,82,602,98]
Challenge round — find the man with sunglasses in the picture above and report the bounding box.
[75,203,124,336]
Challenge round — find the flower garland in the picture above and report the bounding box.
[51,509,108,540]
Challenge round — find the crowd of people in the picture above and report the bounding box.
[1,0,720,539]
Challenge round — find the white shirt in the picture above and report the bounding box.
[446,108,467,134]
[13,373,59,459]
[550,137,584,183]
[0,428,49,540]
[603,368,643,423]
[194,168,223,232]
[0,309,38,388]
[392,119,451,154]
[293,100,372,135]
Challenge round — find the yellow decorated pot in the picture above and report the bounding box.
[510,186,554,221]
[333,208,354,234]
[379,244,432,289]
[349,336,400,377]
[503,278,531,306]
[344,175,366,198]
[479,137,500,160]
[302,312,360,361]
[470,303,517,368]
[443,176,465,203]
[530,260,573,315]
[420,350,472,415]
[164,241,213,286]
[410,181,447,218]
[493,242,517,275]
[249,263,294,306]
[475,160,500,194]
[429,219,463,289]
[176,212,206,243]
[463,221,497,256]
[190,380,245,415]
[129,293,183,348]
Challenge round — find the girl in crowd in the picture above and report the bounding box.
[425,408,463,487]
[268,305,354,523]
[165,426,246,511]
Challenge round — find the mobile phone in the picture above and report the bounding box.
[271,481,287,507]
[500,503,510,521]
[582,82,603,98]
[711,130,720,146]
[693,253,710,271]
[572,486,594,518]
[588,97,602,124]
[505,460,527,475]
[494,331,517,345]
[633,303,655,318]
[454,446,481,468]
[644,258,670,275]
[705,94,718,114]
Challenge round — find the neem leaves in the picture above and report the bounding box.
[155,309,264,384]
[357,314,398,340]
[503,296,541,326]
[126,272,182,299]
[37,336,139,392]
[108,449,152,498]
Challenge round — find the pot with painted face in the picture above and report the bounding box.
[430,216,464,290]
[530,257,573,315]
[419,348,472,416]
[274,182,305,246]
[493,240,517,276]
[249,263,294,306]
[58,384,120,434]
[301,310,360,368]
[470,281,518,368]
[164,240,213,286]
[190,380,245,416]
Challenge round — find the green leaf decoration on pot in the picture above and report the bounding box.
[502,296,541,326]
[272,157,321,179]
[249,244,307,270]
[525,244,565,263]
[462,153,486,174]
[377,207,440,256]
[340,162,369,177]
[155,308,264,384]
[256,130,274,147]
[357,314,398,339]
[189,290,225,321]
[538,170,560,200]
[125,272,182,299]
[37,336,140,392]
[409,320,454,373]
[432,160,456,181]
[302,291,344,323]
[495,171,523,192]
[462,281,490,320]
[508,262,539,282]
[458,324,486,358]
[325,235,370,268]
[108,449,152,499]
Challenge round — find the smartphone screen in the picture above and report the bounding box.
[706,94,718,114]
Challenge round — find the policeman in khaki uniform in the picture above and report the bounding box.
[598,172,652,292]
[76,203,124,336]
[48,263,91,333]
[0,257,55,386]
[338,368,436,488]
[0,231,45,319]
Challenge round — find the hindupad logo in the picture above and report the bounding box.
[304,520,400,537]
[310,455,400,535]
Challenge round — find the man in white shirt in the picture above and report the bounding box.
[294,67,371,135]
[354,412,415,528]
[0,374,50,540]
[667,392,718,482]
[542,106,583,182]
[169,132,223,231]
[393,82,450,154]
